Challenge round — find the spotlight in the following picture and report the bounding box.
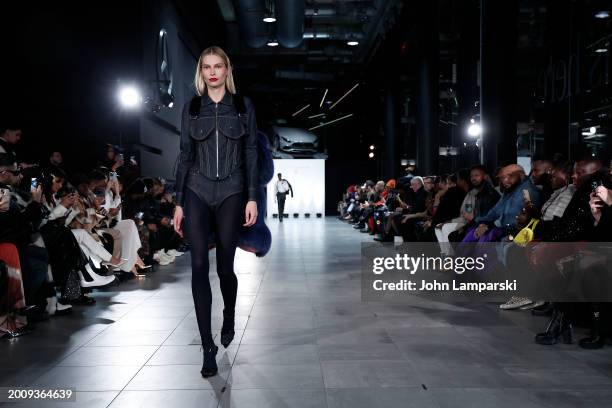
[267,39,279,47]
[467,122,481,137]
[368,152,374,158]
[369,145,375,150]
[347,40,359,46]
[595,10,610,19]
[595,48,608,53]
[118,86,141,109]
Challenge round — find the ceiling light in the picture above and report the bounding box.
[368,152,374,158]
[595,48,608,53]
[267,39,279,47]
[347,40,359,46]
[263,15,276,23]
[595,10,610,19]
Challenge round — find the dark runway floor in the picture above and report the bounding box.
[2,218,612,407]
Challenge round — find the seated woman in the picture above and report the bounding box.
[39,171,118,293]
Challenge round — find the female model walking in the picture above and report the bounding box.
[173,46,258,377]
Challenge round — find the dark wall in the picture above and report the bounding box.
[2,2,143,172]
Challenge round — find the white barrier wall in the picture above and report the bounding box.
[267,159,325,218]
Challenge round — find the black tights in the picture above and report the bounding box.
[184,187,243,348]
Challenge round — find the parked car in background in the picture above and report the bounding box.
[271,126,319,157]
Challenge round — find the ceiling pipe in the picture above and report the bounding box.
[303,30,365,40]
[235,0,268,48]
[276,0,305,48]
[305,6,377,18]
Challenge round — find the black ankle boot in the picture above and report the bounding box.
[201,344,219,377]
[579,309,607,349]
[221,315,235,348]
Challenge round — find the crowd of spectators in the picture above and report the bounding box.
[339,157,612,349]
[0,123,187,337]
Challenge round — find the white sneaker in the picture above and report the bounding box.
[166,249,185,257]
[160,251,175,263]
[153,251,172,266]
[499,297,533,310]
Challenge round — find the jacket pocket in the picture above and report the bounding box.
[217,116,246,139]
[190,117,215,141]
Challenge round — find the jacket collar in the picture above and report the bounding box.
[202,91,233,106]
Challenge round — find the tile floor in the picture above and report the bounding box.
[2,218,612,407]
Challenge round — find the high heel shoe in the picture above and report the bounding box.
[102,257,128,268]
[200,344,219,378]
[220,315,235,348]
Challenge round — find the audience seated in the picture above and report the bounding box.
[339,155,612,349]
[0,129,187,337]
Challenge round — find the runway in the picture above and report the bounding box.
[3,217,612,407]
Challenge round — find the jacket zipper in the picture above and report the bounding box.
[215,103,219,178]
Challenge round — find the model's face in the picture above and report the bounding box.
[201,54,229,90]
[410,180,422,192]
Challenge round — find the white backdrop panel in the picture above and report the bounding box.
[266,159,325,217]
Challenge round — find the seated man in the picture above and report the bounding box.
[463,164,540,243]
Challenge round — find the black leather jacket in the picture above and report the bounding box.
[175,92,258,206]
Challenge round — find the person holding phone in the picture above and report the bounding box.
[172,46,258,378]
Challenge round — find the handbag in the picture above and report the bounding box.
[514,218,539,247]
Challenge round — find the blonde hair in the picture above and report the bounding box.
[194,46,237,96]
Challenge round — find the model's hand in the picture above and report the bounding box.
[244,200,258,227]
[173,206,184,237]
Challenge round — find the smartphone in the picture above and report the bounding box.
[591,180,603,193]
[31,178,39,189]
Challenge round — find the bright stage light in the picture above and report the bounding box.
[467,123,481,137]
[119,86,141,109]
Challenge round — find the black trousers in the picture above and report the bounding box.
[184,187,243,348]
[277,192,287,220]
